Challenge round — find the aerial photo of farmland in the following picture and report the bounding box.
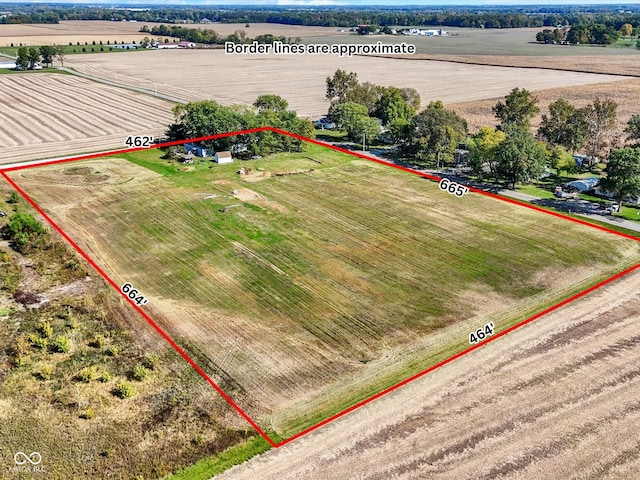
[2,3,640,480]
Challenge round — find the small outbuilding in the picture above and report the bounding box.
[215,151,233,164]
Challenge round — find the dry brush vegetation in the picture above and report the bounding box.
[0,182,259,479]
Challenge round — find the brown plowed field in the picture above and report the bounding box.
[218,268,640,479]
[0,73,174,164]
[450,78,640,133]
[65,50,630,119]
[387,53,640,77]
[0,21,348,47]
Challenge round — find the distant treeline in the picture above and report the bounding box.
[3,5,640,30]
[143,24,298,45]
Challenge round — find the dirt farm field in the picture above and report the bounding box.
[65,49,630,119]
[450,78,640,133]
[0,73,174,165]
[8,146,640,438]
[218,267,640,479]
[0,21,349,47]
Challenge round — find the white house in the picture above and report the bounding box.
[215,151,233,164]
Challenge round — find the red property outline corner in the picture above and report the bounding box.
[2,126,640,449]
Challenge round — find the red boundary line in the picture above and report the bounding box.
[2,126,639,450]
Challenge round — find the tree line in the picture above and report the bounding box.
[14,45,65,70]
[536,22,638,45]
[142,24,298,45]
[3,4,640,29]
[323,69,640,203]
[166,95,314,156]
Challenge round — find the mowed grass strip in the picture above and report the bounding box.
[11,145,640,438]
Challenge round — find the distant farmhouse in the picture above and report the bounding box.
[403,28,447,36]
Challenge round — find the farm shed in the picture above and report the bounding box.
[215,151,233,164]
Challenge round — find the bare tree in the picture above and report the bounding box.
[54,45,66,68]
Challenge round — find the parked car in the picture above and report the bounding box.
[0,211,7,217]
[315,118,336,130]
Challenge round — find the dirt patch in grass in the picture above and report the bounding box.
[64,167,93,176]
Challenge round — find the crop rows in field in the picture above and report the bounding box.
[10,148,640,438]
[217,268,640,479]
[66,50,629,119]
[0,74,174,163]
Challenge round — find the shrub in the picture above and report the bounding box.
[77,366,97,383]
[144,354,160,371]
[36,321,53,339]
[89,334,105,348]
[106,345,121,357]
[51,335,70,353]
[114,381,134,399]
[8,192,19,204]
[64,259,82,271]
[30,335,48,350]
[2,213,47,254]
[12,335,30,357]
[39,364,54,380]
[98,371,111,383]
[65,317,78,331]
[80,407,94,419]
[131,364,147,381]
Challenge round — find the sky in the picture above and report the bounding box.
[2,0,640,5]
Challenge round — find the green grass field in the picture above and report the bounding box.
[302,27,640,56]
[0,44,149,58]
[11,142,640,440]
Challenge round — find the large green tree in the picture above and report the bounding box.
[375,87,415,143]
[1,213,47,254]
[15,46,29,71]
[39,45,54,68]
[599,147,640,206]
[493,87,539,130]
[333,102,373,142]
[253,94,288,113]
[326,69,359,105]
[27,47,40,69]
[495,127,548,189]
[624,114,640,143]
[407,101,467,167]
[538,98,587,153]
[467,126,506,180]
